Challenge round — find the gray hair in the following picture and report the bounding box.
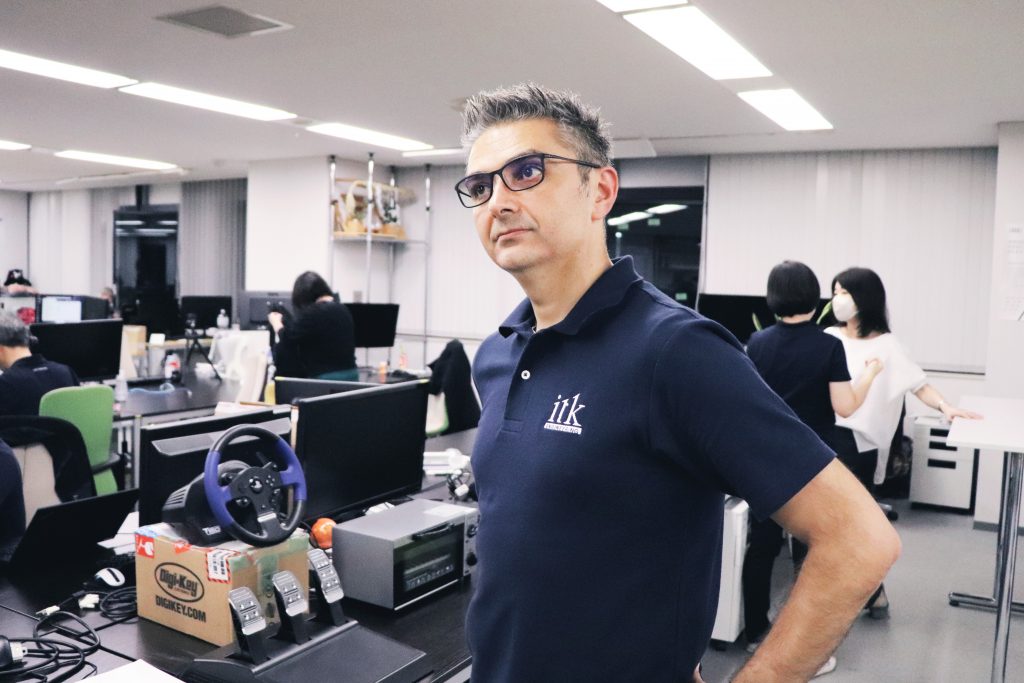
[0,310,31,348]
[461,83,613,172]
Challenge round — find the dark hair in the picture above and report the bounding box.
[831,267,890,337]
[766,261,820,317]
[0,310,32,347]
[291,271,333,311]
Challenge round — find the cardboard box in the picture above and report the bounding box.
[135,523,309,646]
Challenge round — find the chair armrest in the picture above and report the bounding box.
[90,451,122,475]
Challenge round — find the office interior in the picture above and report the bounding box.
[1,2,1024,682]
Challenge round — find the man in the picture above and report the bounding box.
[0,439,26,564]
[0,311,79,416]
[458,84,900,683]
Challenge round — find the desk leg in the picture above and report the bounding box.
[132,416,142,488]
[991,451,1023,683]
[948,449,1024,614]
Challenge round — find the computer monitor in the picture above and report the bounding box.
[137,409,291,525]
[295,381,428,520]
[241,291,292,328]
[274,377,374,406]
[180,295,232,330]
[30,319,123,381]
[0,295,37,324]
[345,303,400,348]
[695,294,833,344]
[39,295,83,323]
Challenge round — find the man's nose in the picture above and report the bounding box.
[488,175,519,216]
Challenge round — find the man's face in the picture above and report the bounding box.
[466,119,601,275]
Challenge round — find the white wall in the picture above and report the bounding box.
[29,190,93,293]
[0,191,28,279]
[245,157,332,292]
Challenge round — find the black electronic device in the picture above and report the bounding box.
[29,319,123,381]
[242,291,293,328]
[695,293,834,344]
[160,424,306,547]
[272,570,310,644]
[181,295,233,330]
[137,410,289,525]
[228,586,271,664]
[294,381,429,521]
[6,489,139,576]
[307,548,345,625]
[345,303,399,348]
[274,377,373,406]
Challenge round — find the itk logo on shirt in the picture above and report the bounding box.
[545,393,585,435]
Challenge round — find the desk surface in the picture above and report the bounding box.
[947,395,1024,452]
[115,372,240,419]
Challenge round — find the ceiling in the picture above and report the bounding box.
[1,0,1023,191]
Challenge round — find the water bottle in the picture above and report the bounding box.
[216,309,229,330]
[164,351,181,380]
[114,372,129,404]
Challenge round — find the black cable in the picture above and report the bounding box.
[98,588,137,622]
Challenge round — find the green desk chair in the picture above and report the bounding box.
[39,385,120,495]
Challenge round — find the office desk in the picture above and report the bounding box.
[946,396,1024,683]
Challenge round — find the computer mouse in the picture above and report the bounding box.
[94,567,126,588]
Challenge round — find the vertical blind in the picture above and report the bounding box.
[179,179,247,314]
[706,148,996,371]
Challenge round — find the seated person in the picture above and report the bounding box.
[269,271,357,380]
[0,439,26,564]
[0,311,80,416]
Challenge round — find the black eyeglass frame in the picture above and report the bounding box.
[454,153,603,208]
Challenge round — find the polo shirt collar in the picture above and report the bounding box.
[498,256,643,338]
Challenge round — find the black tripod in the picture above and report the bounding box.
[184,325,221,380]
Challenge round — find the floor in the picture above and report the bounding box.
[701,500,1024,682]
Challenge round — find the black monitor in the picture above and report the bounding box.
[38,295,83,323]
[181,295,232,330]
[274,377,374,406]
[137,409,291,525]
[695,294,834,344]
[345,303,399,348]
[295,381,428,520]
[30,319,123,381]
[79,296,111,321]
[241,291,292,329]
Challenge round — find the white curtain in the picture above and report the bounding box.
[179,179,247,317]
[706,148,996,372]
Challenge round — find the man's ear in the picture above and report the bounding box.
[590,166,619,222]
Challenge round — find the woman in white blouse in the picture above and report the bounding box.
[826,267,981,487]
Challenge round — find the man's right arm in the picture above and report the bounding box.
[732,459,900,682]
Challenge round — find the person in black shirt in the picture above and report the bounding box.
[0,311,80,417]
[742,261,884,654]
[0,439,26,564]
[269,271,357,380]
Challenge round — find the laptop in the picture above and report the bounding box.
[7,488,139,576]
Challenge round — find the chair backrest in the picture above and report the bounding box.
[39,385,117,494]
[235,344,269,403]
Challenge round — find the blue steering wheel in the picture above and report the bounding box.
[203,424,307,547]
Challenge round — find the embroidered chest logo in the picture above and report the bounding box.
[544,393,586,435]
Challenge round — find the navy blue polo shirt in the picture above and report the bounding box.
[467,257,834,682]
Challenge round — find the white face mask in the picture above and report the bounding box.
[832,293,858,322]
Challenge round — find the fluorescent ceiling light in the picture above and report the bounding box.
[607,211,652,226]
[402,148,465,158]
[0,48,136,88]
[115,220,144,226]
[647,203,686,214]
[55,150,178,170]
[595,0,686,11]
[0,139,31,151]
[308,123,432,152]
[624,6,771,80]
[738,89,833,131]
[120,82,296,121]
[158,220,179,226]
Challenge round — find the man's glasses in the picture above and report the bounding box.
[454,153,602,208]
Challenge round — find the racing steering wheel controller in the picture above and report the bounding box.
[162,425,307,547]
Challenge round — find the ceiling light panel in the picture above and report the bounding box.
[738,89,833,131]
[402,148,465,158]
[647,203,687,214]
[120,82,296,121]
[596,0,687,11]
[54,150,178,170]
[607,211,653,226]
[0,48,136,88]
[308,123,432,152]
[623,6,771,80]
[0,139,31,151]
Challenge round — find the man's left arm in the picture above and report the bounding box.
[732,459,901,683]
